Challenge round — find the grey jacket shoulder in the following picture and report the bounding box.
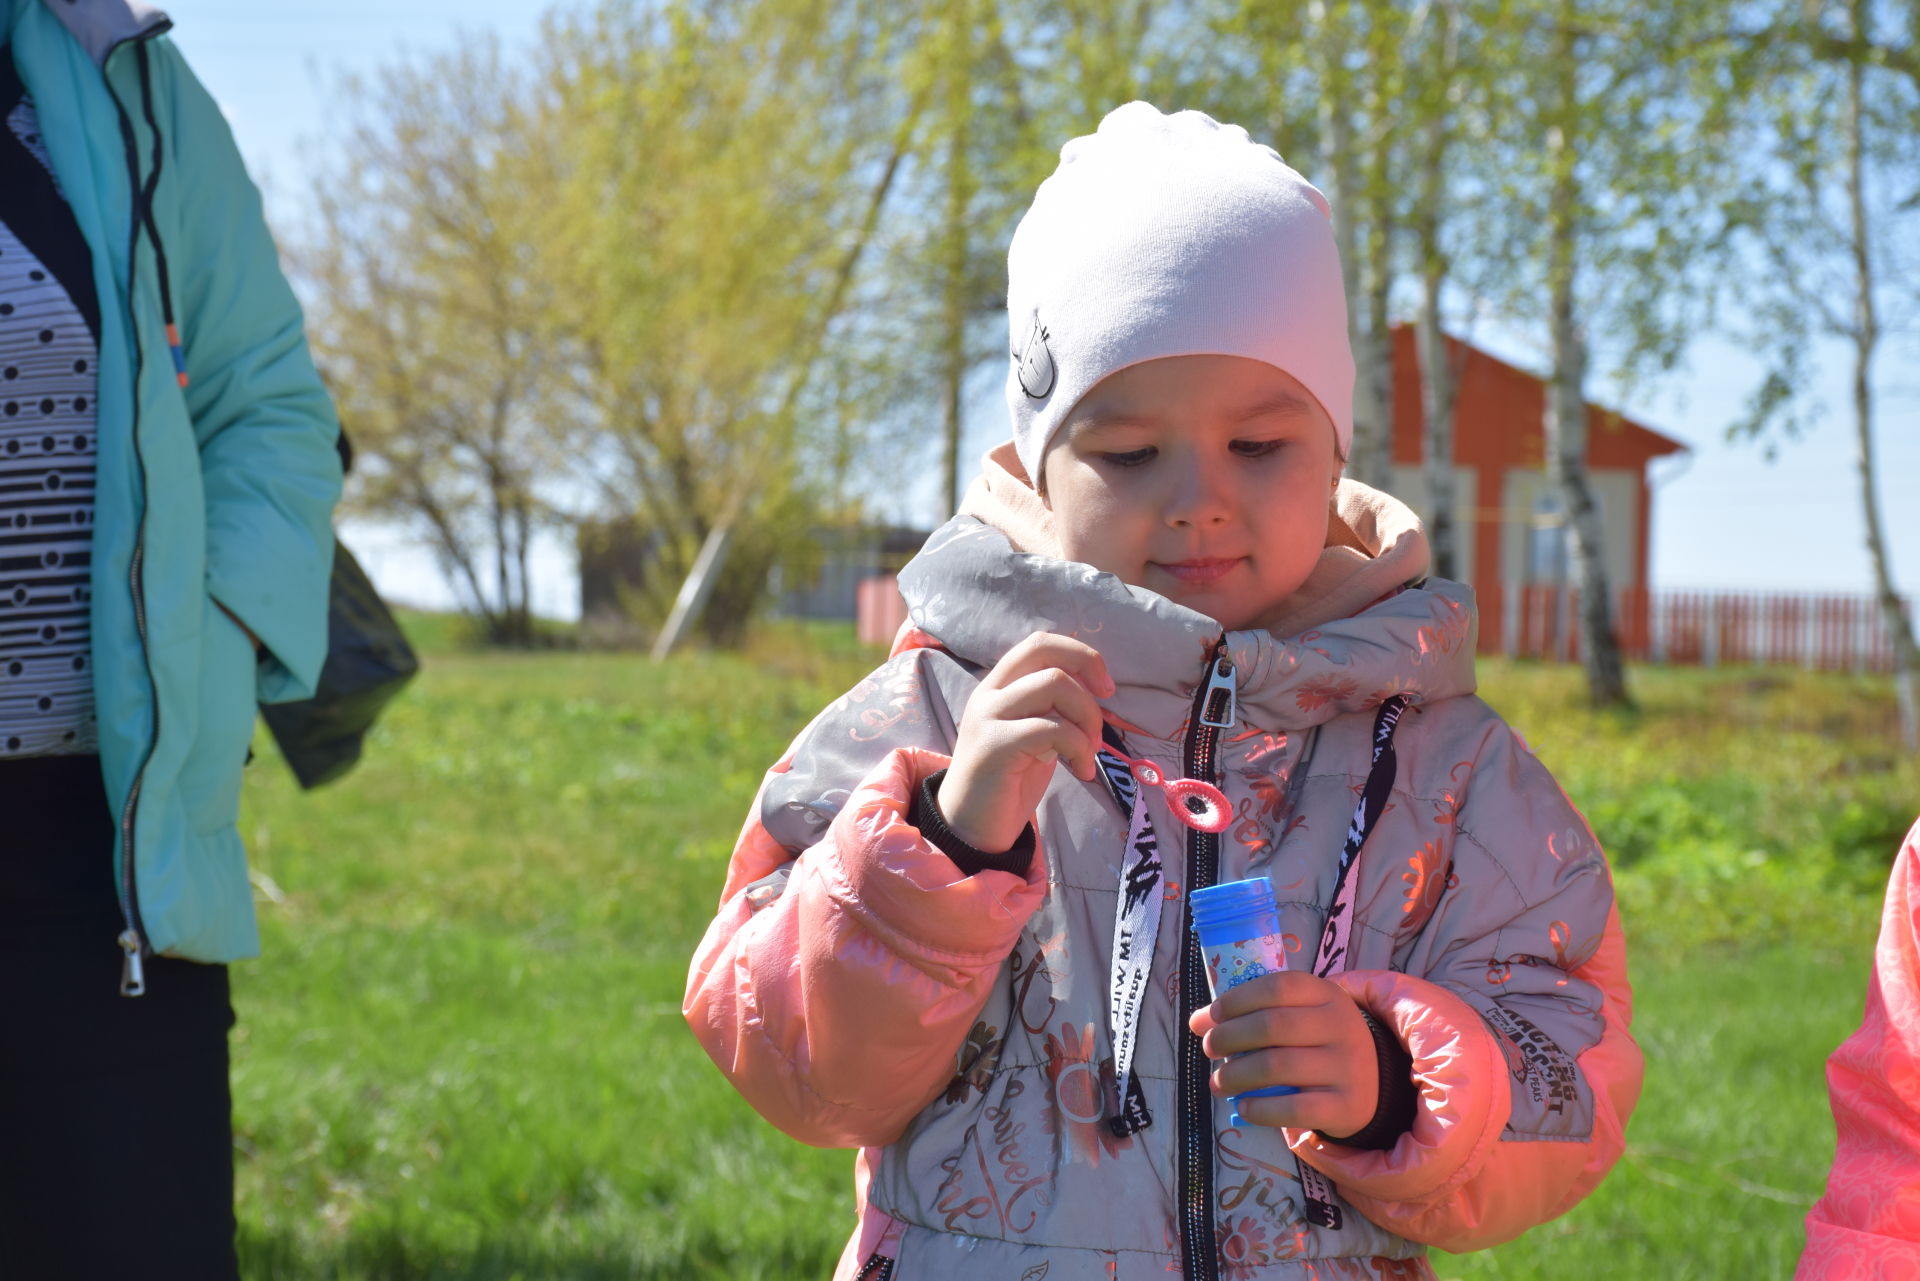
[758,646,984,855]
[1377,692,1520,786]
[1411,691,1609,882]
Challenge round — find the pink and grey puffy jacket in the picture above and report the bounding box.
[1799,817,1920,1278]
[684,489,1642,1280]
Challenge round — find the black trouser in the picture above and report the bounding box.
[0,756,240,1281]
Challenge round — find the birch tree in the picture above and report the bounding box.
[1483,0,1732,707]
[1727,0,1920,747]
[1410,0,1473,582]
[901,0,1187,517]
[1204,0,1400,487]
[914,0,1034,517]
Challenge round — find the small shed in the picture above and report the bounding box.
[577,518,930,644]
[1383,324,1688,597]
[771,524,929,621]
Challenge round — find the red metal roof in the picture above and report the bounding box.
[1387,325,1689,470]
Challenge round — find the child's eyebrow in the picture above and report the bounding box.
[1067,390,1319,436]
[1068,409,1159,435]
[1232,391,1318,423]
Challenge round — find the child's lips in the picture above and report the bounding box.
[1153,557,1245,585]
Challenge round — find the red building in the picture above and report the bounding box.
[1382,325,1688,655]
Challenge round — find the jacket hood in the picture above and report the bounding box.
[29,0,169,65]
[903,443,1479,739]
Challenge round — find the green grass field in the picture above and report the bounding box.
[226,622,1915,1278]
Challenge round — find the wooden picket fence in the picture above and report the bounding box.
[1482,584,1913,673]
[855,575,1910,673]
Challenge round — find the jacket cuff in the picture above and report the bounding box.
[910,768,1037,878]
[1320,1009,1418,1151]
[822,748,1046,960]
[1289,970,1511,1202]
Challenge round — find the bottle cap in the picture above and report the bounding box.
[1190,876,1280,932]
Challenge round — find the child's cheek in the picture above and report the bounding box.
[1056,498,1140,578]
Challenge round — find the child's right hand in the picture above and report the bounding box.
[936,632,1115,854]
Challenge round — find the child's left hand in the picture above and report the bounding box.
[1186,971,1380,1138]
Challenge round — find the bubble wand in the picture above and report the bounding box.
[1107,752,1232,834]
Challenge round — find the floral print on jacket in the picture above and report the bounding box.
[685,487,1642,1280]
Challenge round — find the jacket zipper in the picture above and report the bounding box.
[102,24,174,996]
[1177,644,1236,1280]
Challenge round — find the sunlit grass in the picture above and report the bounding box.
[229,625,1903,1277]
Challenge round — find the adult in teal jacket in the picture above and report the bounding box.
[1,1,341,1274]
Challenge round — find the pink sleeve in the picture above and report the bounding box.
[1797,819,1920,1279]
[683,745,1047,1148]
[1286,902,1642,1253]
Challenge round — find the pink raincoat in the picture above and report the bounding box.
[1799,816,1920,1278]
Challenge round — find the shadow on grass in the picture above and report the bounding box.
[238,1225,840,1281]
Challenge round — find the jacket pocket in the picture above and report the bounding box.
[180,594,257,835]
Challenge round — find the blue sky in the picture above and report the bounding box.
[156,0,1920,617]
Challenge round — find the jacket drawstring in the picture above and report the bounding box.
[134,43,186,389]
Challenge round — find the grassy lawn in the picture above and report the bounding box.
[227,625,1912,1278]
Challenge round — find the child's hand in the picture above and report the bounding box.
[937,632,1115,854]
[1187,971,1381,1138]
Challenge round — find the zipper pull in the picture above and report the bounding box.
[118,930,147,998]
[1197,650,1237,729]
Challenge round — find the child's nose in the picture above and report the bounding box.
[1165,459,1232,527]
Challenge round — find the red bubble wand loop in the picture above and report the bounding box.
[1113,752,1232,834]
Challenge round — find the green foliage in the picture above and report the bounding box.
[227,642,1904,1277]
[297,0,940,647]
[297,38,560,645]
[1478,660,1914,949]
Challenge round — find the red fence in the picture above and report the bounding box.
[1482,584,1913,673]
[857,575,1910,673]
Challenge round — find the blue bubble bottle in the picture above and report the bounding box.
[1191,876,1300,1123]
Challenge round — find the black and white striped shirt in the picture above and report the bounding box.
[1,51,100,758]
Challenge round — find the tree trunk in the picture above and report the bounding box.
[1352,58,1397,495]
[488,472,522,646]
[1417,274,1458,581]
[940,56,971,518]
[1546,22,1629,709]
[1547,277,1626,707]
[1313,0,1381,481]
[1352,213,1394,493]
[1842,21,1920,747]
[1415,84,1458,580]
[513,494,534,645]
[412,467,493,628]
[650,521,735,660]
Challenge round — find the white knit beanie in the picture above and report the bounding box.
[1006,102,1355,483]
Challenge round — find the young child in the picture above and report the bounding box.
[684,103,1642,1280]
[1798,815,1920,1278]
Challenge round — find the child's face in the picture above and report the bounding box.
[1040,354,1341,631]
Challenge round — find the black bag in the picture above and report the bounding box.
[260,536,420,789]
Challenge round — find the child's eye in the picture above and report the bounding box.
[1230,438,1286,459]
[1098,447,1157,468]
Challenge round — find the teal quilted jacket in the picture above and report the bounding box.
[7,0,342,980]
